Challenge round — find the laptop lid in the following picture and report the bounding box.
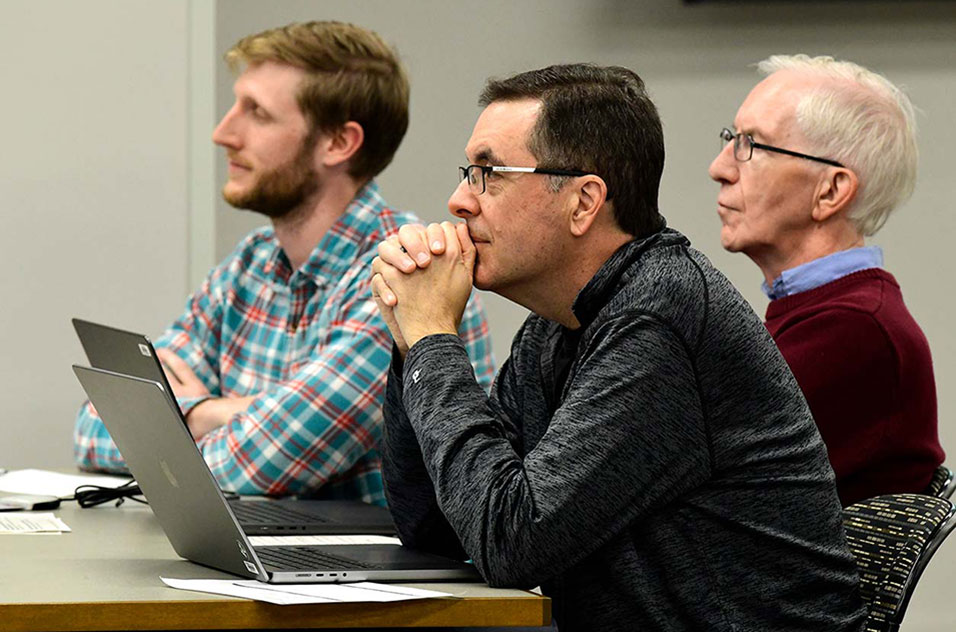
[72,318,178,409]
[73,365,265,581]
[72,365,480,584]
[72,318,396,536]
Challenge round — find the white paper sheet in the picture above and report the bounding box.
[0,512,71,534]
[248,534,401,547]
[0,469,131,497]
[161,576,452,605]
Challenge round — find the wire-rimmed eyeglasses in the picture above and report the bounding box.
[719,128,844,168]
[458,164,591,195]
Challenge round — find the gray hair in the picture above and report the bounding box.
[757,54,918,236]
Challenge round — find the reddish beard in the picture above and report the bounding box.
[223,135,320,219]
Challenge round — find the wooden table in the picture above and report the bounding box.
[0,502,550,630]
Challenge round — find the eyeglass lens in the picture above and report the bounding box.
[460,165,485,194]
[721,129,752,162]
[734,134,753,161]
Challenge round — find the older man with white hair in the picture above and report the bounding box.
[709,54,944,506]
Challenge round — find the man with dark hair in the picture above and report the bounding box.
[475,64,666,238]
[371,64,865,630]
[73,21,494,504]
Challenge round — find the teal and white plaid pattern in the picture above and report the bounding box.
[74,181,495,505]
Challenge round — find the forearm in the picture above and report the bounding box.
[381,348,466,559]
[186,395,256,439]
[193,331,393,499]
[400,337,543,585]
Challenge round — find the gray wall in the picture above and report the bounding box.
[1,0,954,626]
[0,0,193,469]
[215,0,956,455]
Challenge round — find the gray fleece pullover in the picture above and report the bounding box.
[382,229,866,631]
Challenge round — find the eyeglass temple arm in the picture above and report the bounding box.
[751,141,845,168]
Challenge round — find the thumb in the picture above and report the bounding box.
[455,222,476,278]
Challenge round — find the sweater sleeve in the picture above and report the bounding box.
[382,345,519,561]
[395,314,710,588]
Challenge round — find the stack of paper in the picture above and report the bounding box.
[161,577,452,605]
[0,469,131,497]
[0,512,71,534]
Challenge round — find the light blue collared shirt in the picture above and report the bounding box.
[762,246,884,300]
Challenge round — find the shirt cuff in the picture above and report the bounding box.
[402,334,469,391]
[178,395,214,417]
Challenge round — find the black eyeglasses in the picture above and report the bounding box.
[719,128,844,168]
[459,164,591,195]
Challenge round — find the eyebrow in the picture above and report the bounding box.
[470,147,504,166]
[736,124,768,142]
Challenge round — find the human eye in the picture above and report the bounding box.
[463,166,481,186]
[241,98,270,121]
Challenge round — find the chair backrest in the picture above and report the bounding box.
[843,493,956,632]
[922,464,956,499]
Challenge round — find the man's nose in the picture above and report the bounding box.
[448,178,480,219]
[709,141,738,184]
[212,104,240,148]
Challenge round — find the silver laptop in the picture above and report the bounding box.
[73,365,481,583]
[72,317,396,536]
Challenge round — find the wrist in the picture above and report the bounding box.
[185,398,226,439]
[178,394,214,417]
[403,324,458,352]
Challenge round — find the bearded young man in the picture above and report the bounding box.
[73,21,493,504]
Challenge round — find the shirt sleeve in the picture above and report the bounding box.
[382,342,516,561]
[390,314,709,588]
[192,283,494,498]
[72,263,228,473]
[73,400,130,473]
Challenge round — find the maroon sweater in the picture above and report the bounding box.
[765,268,944,506]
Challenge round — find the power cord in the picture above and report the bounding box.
[71,479,147,508]
[68,481,240,508]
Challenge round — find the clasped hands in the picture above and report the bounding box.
[371,221,476,358]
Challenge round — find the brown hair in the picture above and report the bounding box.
[226,21,409,182]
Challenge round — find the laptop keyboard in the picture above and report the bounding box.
[256,546,379,572]
[229,500,329,525]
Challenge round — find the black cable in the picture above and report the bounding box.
[67,481,239,508]
[70,479,148,508]
[65,479,242,508]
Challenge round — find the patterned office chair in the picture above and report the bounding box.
[843,493,956,632]
[923,464,956,499]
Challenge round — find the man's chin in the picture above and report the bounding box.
[222,189,297,220]
[222,185,252,210]
[719,229,742,253]
[471,263,493,292]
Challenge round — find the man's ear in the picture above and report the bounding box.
[813,167,859,223]
[568,177,609,237]
[317,121,365,169]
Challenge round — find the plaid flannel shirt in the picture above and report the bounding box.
[74,181,495,505]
